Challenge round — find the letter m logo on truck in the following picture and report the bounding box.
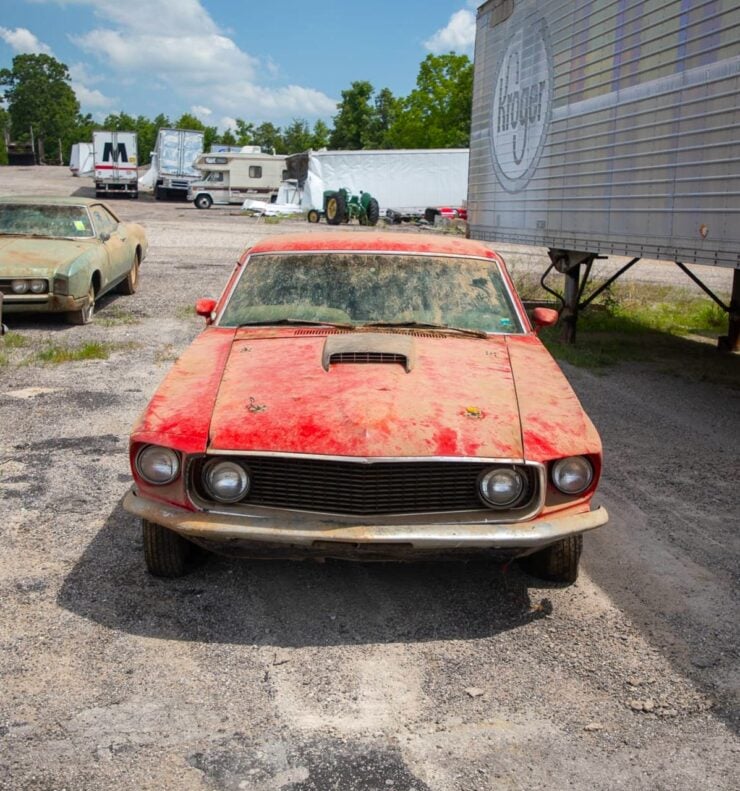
[490,14,553,193]
[102,141,129,164]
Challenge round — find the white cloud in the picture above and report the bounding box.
[40,0,336,122]
[0,26,53,55]
[72,82,115,109]
[191,105,212,117]
[424,9,476,55]
[219,116,237,132]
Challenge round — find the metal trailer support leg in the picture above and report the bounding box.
[720,267,740,352]
[549,249,598,344]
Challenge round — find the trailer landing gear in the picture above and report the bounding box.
[543,249,738,352]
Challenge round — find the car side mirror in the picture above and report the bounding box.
[99,232,110,242]
[531,307,559,333]
[195,298,217,323]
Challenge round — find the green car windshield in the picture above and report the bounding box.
[220,253,524,334]
[0,204,94,239]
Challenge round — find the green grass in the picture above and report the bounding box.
[525,281,739,388]
[1,332,29,349]
[33,341,116,364]
[96,307,140,327]
[175,304,197,320]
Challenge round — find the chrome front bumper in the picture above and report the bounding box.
[123,488,608,553]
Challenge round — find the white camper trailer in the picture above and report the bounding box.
[187,149,287,209]
[69,142,94,177]
[92,131,138,198]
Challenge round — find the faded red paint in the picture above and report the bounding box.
[208,334,523,458]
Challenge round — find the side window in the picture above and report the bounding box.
[91,206,116,236]
[249,166,262,179]
[101,206,119,230]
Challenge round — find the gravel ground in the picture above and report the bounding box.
[0,167,738,791]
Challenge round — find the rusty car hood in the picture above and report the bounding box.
[0,235,93,276]
[207,331,525,458]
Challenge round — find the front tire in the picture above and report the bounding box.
[325,192,346,225]
[519,535,582,584]
[142,519,205,578]
[65,283,95,325]
[117,250,140,295]
[194,194,213,210]
[307,209,320,224]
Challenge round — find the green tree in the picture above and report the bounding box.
[253,122,284,154]
[311,119,330,150]
[0,53,80,163]
[329,80,375,149]
[366,88,398,149]
[283,118,313,153]
[234,118,254,146]
[387,54,473,149]
[0,107,10,165]
[220,129,237,147]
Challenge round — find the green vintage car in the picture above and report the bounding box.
[0,196,148,325]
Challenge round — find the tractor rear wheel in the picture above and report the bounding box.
[366,197,380,226]
[325,192,346,225]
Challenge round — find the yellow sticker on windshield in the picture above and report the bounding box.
[74,220,86,230]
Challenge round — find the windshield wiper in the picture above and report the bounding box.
[363,321,488,338]
[236,318,355,329]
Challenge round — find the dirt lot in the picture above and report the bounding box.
[0,167,738,791]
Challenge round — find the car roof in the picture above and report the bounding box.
[0,196,102,207]
[245,232,501,260]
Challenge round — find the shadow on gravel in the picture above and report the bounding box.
[58,499,548,648]
[2,291,129,333]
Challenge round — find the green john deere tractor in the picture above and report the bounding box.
[307,188,380,226]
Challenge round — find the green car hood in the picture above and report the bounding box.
[0,235,94,277]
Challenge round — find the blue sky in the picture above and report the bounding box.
[0,0,478,130]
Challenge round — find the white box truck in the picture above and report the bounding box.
[69,142,94,177]
[187,149,287,209]
[138,128,204,200]
[92,131,138,198]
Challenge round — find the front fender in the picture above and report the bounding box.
[57,248,104,297]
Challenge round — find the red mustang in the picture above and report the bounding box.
[124,233,607,583]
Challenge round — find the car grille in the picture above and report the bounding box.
[191,456,539,516]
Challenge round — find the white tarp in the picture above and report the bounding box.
[69,142,94,177]
[300,149,469,213]
[242,198,303,216]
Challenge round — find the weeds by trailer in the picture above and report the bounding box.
[468,0,740,349]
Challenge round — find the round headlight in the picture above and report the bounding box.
[30,279,46,294]
[204,460,250,503]
[11,280,29,294]
[136,445,180,485]
[551,456,593,494]
[479,467,525,507]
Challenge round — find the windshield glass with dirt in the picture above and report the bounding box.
[219,253,524,334]
[0,204,94,239]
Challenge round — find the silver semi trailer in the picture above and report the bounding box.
[468,0,740,348]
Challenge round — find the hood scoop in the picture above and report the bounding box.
[322,332,416,372]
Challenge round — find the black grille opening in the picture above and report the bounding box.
[329,352,407,366]
[191,456,538,516]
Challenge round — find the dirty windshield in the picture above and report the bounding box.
[0,204,94,239]
[220,253,524,334]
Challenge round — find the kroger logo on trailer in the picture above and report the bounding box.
[490,15,553,193]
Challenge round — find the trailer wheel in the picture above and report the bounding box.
[307,209,320,224]
[366,198,380,226]
[194,194,213,210]
[325,192,346,225]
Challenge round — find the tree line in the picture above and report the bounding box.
[0,52,472,166]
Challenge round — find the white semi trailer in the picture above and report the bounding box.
[468,0,740,348]
[92,131,138,199]
[138,128,204,200]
